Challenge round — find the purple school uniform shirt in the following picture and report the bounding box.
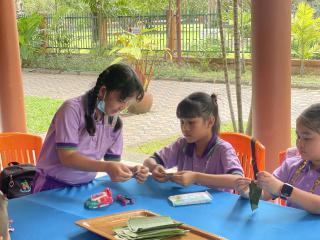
[153,136,243,191]
[273,155,320,209]
[35,96,123,186]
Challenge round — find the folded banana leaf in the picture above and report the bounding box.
[249,180,262,211]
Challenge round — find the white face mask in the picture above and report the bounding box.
[97,92,106,114]
[96,92,118,128]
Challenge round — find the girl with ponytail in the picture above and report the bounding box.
[144,92,244,192]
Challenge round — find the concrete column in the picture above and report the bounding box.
[252,0,291,172]
[0,0,26,132]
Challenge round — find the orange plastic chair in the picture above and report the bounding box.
[273,151,288,206]
[0,132,43,170]
[278,150,287,165]
[275,148,300,206]
[219,132,265,179]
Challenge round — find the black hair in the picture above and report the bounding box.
[176,92,220,135]
[84,63,144,136]
[297,103,320,134]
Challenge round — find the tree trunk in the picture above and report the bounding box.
[98,13,107,47]
[246,103,252,135]
[245,0,253,136]
[233,0,244,133]
[217,0,237,132]
[240,0,246,73]
[300,45,305,76]
[92,12,98,45]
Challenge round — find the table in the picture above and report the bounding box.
[8,176,320,240]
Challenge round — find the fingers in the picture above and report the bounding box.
[155,165,166,174]
[256,171,283,195]
[113,172,132,182]
[121,164,134,175]
[153,171,168,182]
[152,165,168,182]
[153,173,168,182]
[111,163,133,182]
[235,178,251,198]
[134,166,149,183]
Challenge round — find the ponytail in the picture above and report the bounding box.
[211,93,220,135]
[84,74,104,136]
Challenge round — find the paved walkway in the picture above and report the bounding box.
[22,71,320,163]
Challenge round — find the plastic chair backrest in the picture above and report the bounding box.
[279,147,300,165]
[278,150,286,165]
[219,132,265,179]
[275,148,300,206]
[0,132,43,170]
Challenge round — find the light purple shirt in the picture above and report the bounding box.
[273,155,320,209]
[36,96,123,185]
[153,136,243,176]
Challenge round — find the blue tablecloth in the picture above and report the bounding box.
[8,176,319,240]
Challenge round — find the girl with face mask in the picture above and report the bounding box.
[32,63,149,193]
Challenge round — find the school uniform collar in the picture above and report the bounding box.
[183,134,218,158]
[303,160,320,173]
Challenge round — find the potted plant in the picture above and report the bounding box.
[109,28,159,114]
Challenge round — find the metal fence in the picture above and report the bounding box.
[43,12,250,56]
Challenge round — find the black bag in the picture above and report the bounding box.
[0,162,36,199]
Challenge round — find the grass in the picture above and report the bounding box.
[25,96,63,133]
[126,123,297,155]
[126,134,181,155]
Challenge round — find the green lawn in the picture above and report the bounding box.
[25,96,63,133]
[125,124,297,155]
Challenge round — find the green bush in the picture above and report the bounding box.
[18,13,43,66]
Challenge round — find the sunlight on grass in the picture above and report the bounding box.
[25,96,63,133]
[126,134,181,156]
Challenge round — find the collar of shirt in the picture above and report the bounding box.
[183,134,218,158]
[302,160,320,174]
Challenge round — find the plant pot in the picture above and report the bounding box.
[128,91,153,114]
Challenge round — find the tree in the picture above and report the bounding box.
[233,0,244,133]
[217,0,237,132]
[292,2,320,75]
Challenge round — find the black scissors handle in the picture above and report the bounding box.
[251,138,259,180]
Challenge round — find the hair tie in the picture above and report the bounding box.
[211,94,217,104]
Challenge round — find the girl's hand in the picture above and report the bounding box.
[257,171,283,196]
[105,162,133,182]
[130,165,149,183]
[235,177,251,199]
[171,171,196,187]
[152,165,168,182]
